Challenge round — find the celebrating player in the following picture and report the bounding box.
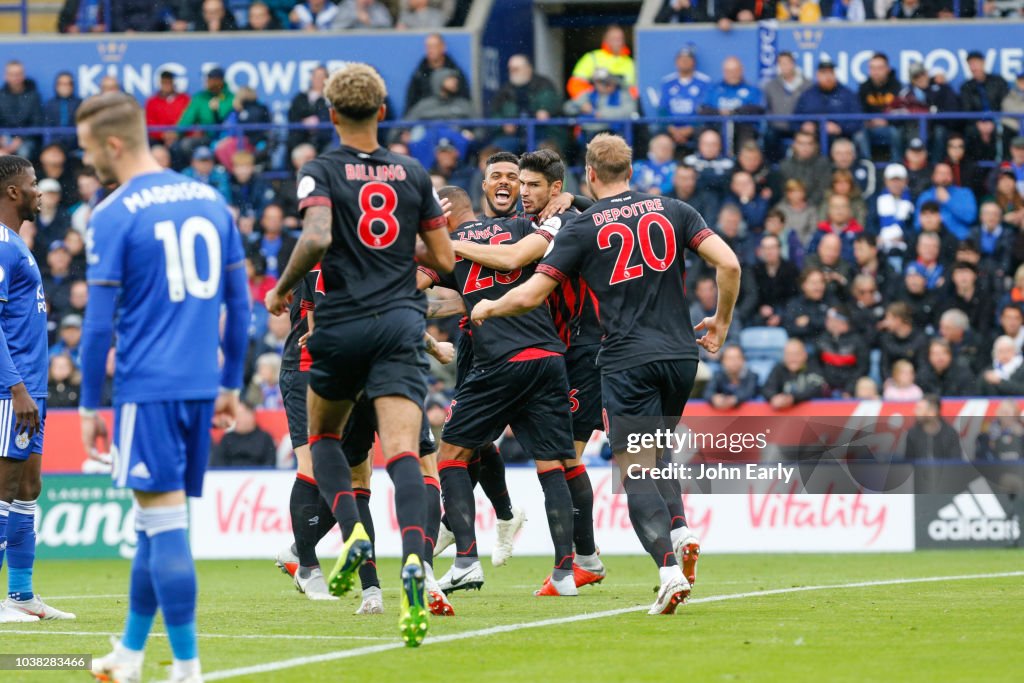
[472,134,741,614]
[264,63,454,647]
[0,156,75,624]
[420,186,578,597]
[76,92,250,682]
[447,149,607,591]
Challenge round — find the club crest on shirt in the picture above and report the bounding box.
[296,176,315,199]
[15,432,29,449]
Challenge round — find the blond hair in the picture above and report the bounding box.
[585,133,633,183]
[75,91,147,151]
[324,63,387,121]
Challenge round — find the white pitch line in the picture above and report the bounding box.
[197,570,1024,682]
[40,594,127,601]
[0,630,390,642]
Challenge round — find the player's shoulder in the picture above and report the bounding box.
[0,225,22,261]
[694,71,712,83]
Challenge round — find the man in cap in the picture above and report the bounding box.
[176,66,234,148]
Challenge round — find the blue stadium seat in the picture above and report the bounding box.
[748,358,777,386]
[739,327,789,363]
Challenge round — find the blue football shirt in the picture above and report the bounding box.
[0,223,48,400]
[86,170,246,403]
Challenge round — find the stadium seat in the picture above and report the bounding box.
[748,358,777,386]
[739,327,788,363]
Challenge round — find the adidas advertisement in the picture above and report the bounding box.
[916,478,1022,548]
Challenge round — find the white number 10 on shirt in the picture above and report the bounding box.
[154,217,222,302]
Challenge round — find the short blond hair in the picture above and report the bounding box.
[324,63,387,121]
[585,133,633,183]
[75,91,147,151]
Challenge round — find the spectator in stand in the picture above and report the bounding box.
[667,164,719,222]
[177,67,233,149]
[290,0,338,29]
[911,200,957,268]
[724,171,767,231]
[820,169,867,228]
[752,234,800,327]
[632,134,677,195]
[811,195,864,264]
[772,179,817,266]
[58,0,107,31]
[817,305,867,397]
[33,179,71,262]
[219,86,272,167]
[780,130,831,204]
[656,0,712,21]
[918,338,974,396]
[997,303,1024,351]
[806,233,855,302]
[100,75,122,94]
[287,66,331,152]
[405,34,470,114]
[713,203,754,266]
[656,44,710,150]
[245,353,284,410]
[854,234,899,302]
[830,137,875,200]
[898,264,941,331]
[909,231,946,289]
[246,309,288,377]
[210,402,277,468]
[975,399,1024,462]
[988,164,1024,230]
[1001,72,1024,146]
[277,143,317,224]
[763,51,810,163]
[879,301,928,378]
[901,137,932,200]
[60,0,168,32]
[565,69,637,142]
[490,55,562,153]
[960,50,1010,123]
[762,339,828,410]
[43,240,75,316]
[871,163,913,263]
[704,345,759,410]
[683,128,734,199]
[0,60,43,159]
[566,25,636,100]
[735,141,779,204]
[146,71,190,149]
[397,0,446,28]
[938,308,985,372]
[794,57,862,141]
[855,53,902,162]
[943,133,980,196]
[67,280,88,318]
[49,314,82,367]
[42,72,80,151]
[889,64,959,160]
[903,395,964,462]
[37,143,77,209]
[405,66,477,144]
[973,201,1014,282]
[700,56,763,146]
[883,359,923,401]
[63,229,86,279]
[777,0,822,21]
[854,376,880,399]
[944,261,994,338]
[229,151,274,219]
[716,0,777,30]
[916,163,977,241]
[69,169,100,234]
[849,274,886,347]
[886,0,926,17]
[979,335,1024,391]
[428,138,471,186]
[47,354,80,408]
[255,203,296,278]
[182,146,231,201]
[245,1,283,29]
[783,267,831,341]
[331,0,393,28]
[195,0,238,30]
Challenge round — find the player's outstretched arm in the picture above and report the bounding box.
[418,223,456,274]
[427,294,466,319]
[452,233,550,272]
[266,205,332,315]
[79,284,117,457]
[694,233,742,354]
[470,272,558,326]
[217,261,250,429]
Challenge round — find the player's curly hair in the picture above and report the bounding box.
[0,154,32,189]
[324,63,387,122]
[585,133,632,183]
[519,149,564,185]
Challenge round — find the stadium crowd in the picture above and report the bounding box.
[2,24,1024,428]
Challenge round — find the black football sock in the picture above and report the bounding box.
[354,488,379,590]
[538,468,575,576]
[441,451,482,534]
[314,493,336,544]
[310,435,359,538]
[477,443,513,521]
[423,475,441,568]
[565,464,597,556]
[623,476,677,568]
[438,459,478,568]
[386,453,426,565]
[289,474,326,567]
[656,457,687,530]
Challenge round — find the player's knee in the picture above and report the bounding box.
[17,476,41,501]
[440,443,474,462]
[535,459,563,474]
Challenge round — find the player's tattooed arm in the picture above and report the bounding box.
[694,233,742,355]
[266,206,331,315]
[424,332,455,364]
[426,296,466,319]
[470,272,558,326]
[451,233,549,272]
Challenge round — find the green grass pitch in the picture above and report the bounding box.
[1,551,1022,682]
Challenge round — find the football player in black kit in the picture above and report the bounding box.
[265,63,454,646]
[418,186,580,597]
[472,134,741,615]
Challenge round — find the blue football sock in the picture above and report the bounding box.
[122,527,157,652]
[142,505,198,662]
[7,499,37,601]
[0,500,9,571]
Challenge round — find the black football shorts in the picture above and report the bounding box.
[566,343,603,443]
[279,368,310,449]
[601,358,698,452]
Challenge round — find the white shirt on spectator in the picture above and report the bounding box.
[292,2,339,31]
